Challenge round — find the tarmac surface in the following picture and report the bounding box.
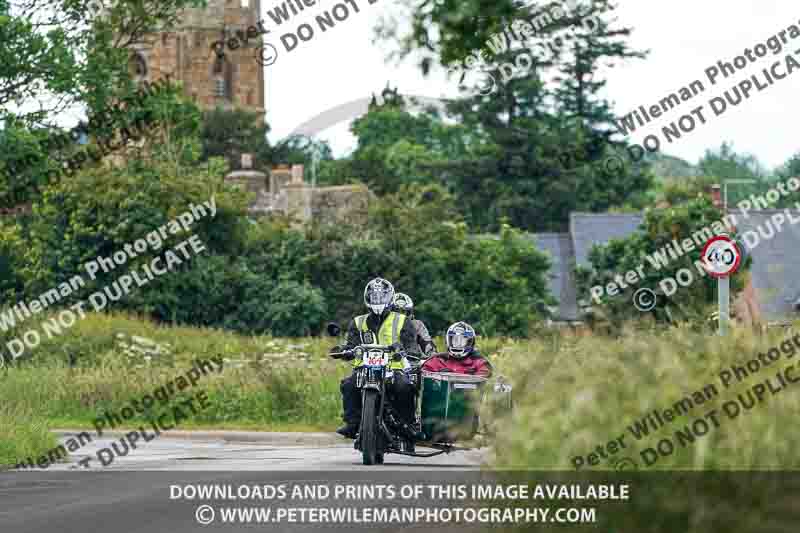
[0,431,493,533]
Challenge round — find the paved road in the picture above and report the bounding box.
[36,430,489,471]
[0,432,494,533]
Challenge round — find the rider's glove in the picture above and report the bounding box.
[329,345,348,359]
[388,342,405,361]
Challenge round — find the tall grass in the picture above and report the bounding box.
[0,312,347,466]
[6,310,800,472]
[492,323,800,470]
[0,400,57,469]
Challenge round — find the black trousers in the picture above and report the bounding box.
[341,370,416,425]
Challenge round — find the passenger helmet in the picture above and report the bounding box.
[392,292,414,317]
[445,321,476,359]
[364,278,395,316]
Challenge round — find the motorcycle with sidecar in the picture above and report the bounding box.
[327,323,512,466]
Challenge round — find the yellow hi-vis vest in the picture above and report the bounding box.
[353,312,407,370]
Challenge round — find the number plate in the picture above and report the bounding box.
[363,350,389,367]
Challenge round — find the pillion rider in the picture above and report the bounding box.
[329,278,424,439]
[391,292,436,357]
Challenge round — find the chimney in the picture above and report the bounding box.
[710,184,722,208]
[291,164,304,184]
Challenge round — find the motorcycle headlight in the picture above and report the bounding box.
[354,347,365,358]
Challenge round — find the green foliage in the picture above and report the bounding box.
[0,400,58,469]
[22,159,247,296]
[200,107,271,171]
[348,98,468,194]
[494,323,800,471]
[0,0,205,206]
[0,217,25,302]
[777,151,800,179]
[576,196,750,328]
[646,152,699,181]
[0,312,344,441]
[435,104,654,231]
[274,135,333,161]
[0,121,52,208]
[371,1,653,232]
[698,141,766,182]
[657,175,717,206]
[309,184,554,337]
[232,276,327,337]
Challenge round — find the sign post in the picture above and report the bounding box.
[701,235,742,336]
[718,276,730,336]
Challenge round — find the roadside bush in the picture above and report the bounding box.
[225,274,327,337]
[22,159,249,298]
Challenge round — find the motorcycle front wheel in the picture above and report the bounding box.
[360,389,382,465]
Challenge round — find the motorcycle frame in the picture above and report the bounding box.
[354,363,476,458]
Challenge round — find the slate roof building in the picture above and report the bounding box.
[735,210,800,321]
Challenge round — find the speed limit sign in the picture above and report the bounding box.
[701,235,741,278]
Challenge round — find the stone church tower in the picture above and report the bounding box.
[128,0,266,118]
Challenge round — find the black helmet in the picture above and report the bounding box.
[445,321,476,359]
[364,278,395,316]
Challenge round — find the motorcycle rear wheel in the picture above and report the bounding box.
[360,389,381,465]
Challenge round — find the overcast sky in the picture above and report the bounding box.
[263,0,799,170]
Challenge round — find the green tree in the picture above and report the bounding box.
[696,142,774,208]
[698,141,766,181]
[348,93,469,194]
[0,218,25,302]
[376,1,653,231]
[200,107,271,171]
[310,183,554,336]
[776,151,800,180]
[0,0,204,206]
[271,135,334,171]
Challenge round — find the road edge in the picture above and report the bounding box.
[51,429,345,446]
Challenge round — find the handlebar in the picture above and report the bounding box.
[329,345,427,365]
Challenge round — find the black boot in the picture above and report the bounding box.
[336,423,359,439]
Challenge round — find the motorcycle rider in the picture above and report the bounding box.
[330,278,424,439]
[421,321,493,377]
[392,292,436,357]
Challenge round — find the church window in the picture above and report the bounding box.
[212,57,234,101]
